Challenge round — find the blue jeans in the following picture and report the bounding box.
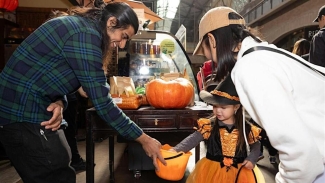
[0,122,75,183]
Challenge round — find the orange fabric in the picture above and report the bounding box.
[186,158,259,183]
[193,121,263,179]
[220,128,238,157]
[248,125,262,144]
[194,118,212,139]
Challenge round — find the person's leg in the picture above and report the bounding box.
[0,141,8,160]
[263,135,278,164]
[63,98,86,171]
[249,119,264,161]
[267,143,278,156]
[63,100,83,163]
[258,128,268,161]
[0,123,75,183]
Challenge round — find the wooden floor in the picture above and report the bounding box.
[0,138,278,183]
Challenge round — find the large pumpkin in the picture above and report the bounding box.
[145,78,194,109]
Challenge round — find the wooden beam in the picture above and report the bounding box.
[68,0,80,6]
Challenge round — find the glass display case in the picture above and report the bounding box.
[120,30,199,100]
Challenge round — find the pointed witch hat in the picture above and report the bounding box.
[199,74,240,105]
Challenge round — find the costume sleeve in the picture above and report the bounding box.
[173,118,211,152]
[173,131,204,152]
[245,141,261,166]
[232,54,324,183]
[195,118,213,139]
[245,123,262,166]
[64,32,142,140]
[248,124,261,144]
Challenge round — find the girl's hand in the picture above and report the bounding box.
[168,148,177,153]
[242,160,254,170]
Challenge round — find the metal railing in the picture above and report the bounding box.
[242,0,288,24]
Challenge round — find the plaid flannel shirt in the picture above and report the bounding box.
[0,16,142,140]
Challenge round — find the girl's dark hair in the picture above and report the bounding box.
[202,12,262,82]
[234,105,246,153]
[71,2,139,71]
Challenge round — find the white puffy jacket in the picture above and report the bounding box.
[232,36,325,183]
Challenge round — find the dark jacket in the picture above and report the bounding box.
[309,27,325,67]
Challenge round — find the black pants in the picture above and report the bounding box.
[0,141,7,159]
[63,100,82,163]
[0,123,76,183]
[260,128,278,156]
[249,119,278,156]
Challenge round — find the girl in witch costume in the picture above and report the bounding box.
[171,75,265,183]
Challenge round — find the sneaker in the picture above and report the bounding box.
[257,152,264,162]
[269,156,276,164]
[71,158,86,172]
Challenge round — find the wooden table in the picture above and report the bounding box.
[85,104,212,183]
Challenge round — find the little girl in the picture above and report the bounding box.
[172,75,264,183]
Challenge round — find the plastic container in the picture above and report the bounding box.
[155,144,192,181]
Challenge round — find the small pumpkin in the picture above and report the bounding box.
[145,78,194,109]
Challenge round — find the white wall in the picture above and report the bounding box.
[19,0,71,8]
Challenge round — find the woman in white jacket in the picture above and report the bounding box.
[193,6,325,183]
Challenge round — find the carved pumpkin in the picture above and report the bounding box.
[145,78,194,109]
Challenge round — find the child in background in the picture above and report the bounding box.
[292,38,310,61]
[292,38,310,56]
[196,60,213,91]
[171,75,264,183]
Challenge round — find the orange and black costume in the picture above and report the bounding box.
[173,117,264,183]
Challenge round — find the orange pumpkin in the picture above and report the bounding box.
[145,78,194,109]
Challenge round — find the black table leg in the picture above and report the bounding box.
[86,122,95,183]
[195,143,200,163]
[109,136,115,183]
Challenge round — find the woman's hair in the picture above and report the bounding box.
[292,38,310,56]
[202,12,262,82]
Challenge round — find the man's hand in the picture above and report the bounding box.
[136,133,167,171]
[40,101,64,131]
[78,87,88,98]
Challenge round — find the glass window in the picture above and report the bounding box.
[127,30,199,100]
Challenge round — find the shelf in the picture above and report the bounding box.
[0,19,19,28]
[130,53,161,59]
[123,30,199,101]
